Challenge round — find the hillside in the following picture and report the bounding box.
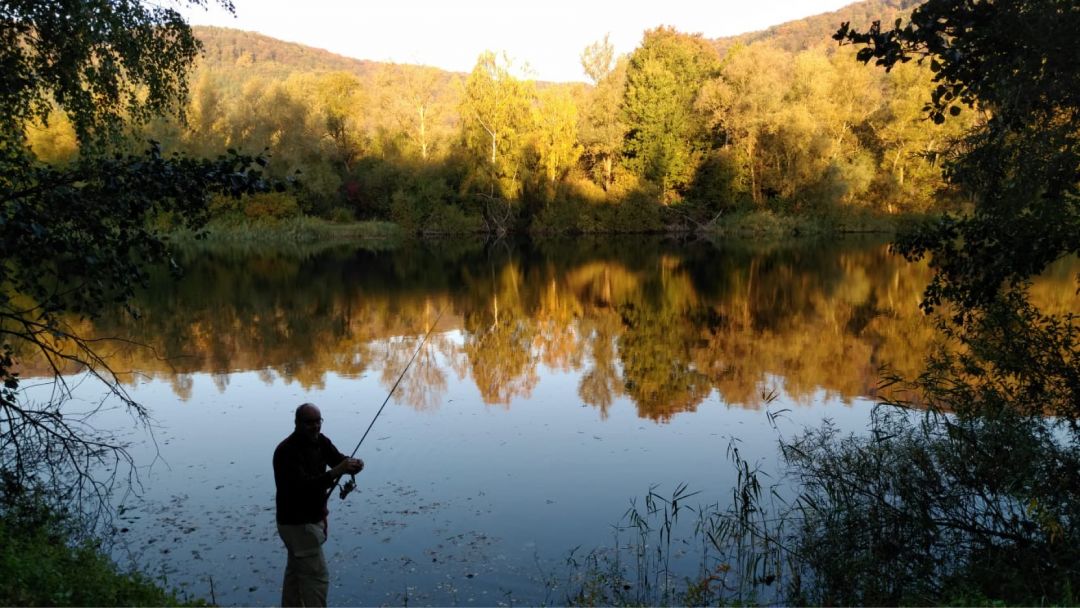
[713,0,923,54]
[194,26,379,77]
[191,25,466,104]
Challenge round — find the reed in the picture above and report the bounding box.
[560,440,796,606]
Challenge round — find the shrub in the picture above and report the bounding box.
[327,206,355,224]
[243,191,301,222]
[389,176,457,234]
[424,203,484,234]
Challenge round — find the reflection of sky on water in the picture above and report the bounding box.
[62,334,874,606]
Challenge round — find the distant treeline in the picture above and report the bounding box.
[27,8,975,234]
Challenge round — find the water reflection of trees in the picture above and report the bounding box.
[20,238,1072,420]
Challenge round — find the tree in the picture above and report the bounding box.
[697,44,789,206]
[182,71,230,157]
[375,64,449,161]
[0,0,206,147]
[581,34,616,85]
[862,59,974,212]
[307,71,365,172]
[459,51,535,231]
[1,0,271,514]
[222,76,339,201]
[579,36,626,191]
[621,27,721,200]
[532,87,581,185]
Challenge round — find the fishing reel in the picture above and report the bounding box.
[339,474,357,500]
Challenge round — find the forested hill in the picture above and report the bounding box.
[713,0,922,54]
[193,26,380,78]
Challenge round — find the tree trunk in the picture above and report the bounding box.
[418,105,429,161]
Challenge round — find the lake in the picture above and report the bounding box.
[25,235,979,604]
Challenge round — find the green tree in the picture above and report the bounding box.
[0,0,204,148]
[862,59,973,212]
[182,71,230,157]
[621,27,721,200]
[223,76,337,202]
[307,71,365,172]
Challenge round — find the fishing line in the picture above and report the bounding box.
[333,305,445,500]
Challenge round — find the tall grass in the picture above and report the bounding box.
[558,438,796,606]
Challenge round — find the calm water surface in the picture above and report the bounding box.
[39,236,973,605]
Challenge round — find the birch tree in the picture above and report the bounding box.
[460,51,535,226]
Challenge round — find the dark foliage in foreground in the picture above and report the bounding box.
[836,0,1080,316]
[791,0,1080,603]
[1,0,278,513]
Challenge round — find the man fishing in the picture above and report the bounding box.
[273,402,364,607]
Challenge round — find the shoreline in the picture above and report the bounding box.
[170,210,928,246]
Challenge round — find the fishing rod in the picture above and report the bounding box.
[332,306,445,501]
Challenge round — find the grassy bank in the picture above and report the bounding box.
[175,209,925,245]
[0,494,202,606]
[705,208,926,239]
[171,216,404,245]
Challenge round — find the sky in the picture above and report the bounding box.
[179,0,858,82]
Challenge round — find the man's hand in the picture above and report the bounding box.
[332,457,364,477]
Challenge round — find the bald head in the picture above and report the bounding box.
[294,403,323,442]
[295,403,321,423]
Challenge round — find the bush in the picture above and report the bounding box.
[243,191,301,222]
[207,192,301,225]
[687,148,741,213]
[611,193,664,232]
[346,157,403,219]
[785,400,1080,605]
[424,203,484,234]
[327,206,355,224]
[530,195,591,234]
[389,176,461,234]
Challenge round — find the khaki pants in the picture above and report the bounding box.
[278,521,329,607]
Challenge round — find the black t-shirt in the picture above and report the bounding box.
[273,432,348,525]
